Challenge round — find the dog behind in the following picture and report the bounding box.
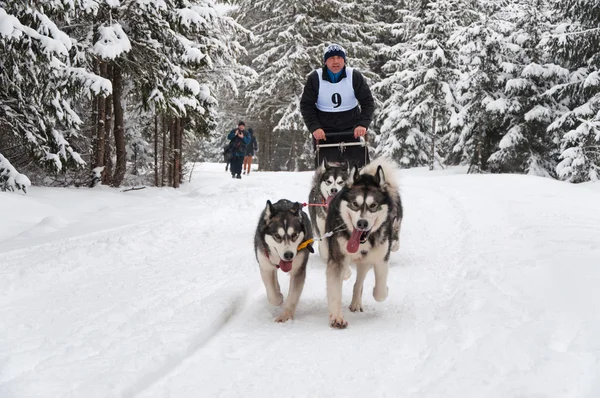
[324,158,402,328]
[254,199,314,322]
[308,159,348,260]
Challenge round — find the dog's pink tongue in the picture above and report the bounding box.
[347,229,362,253]
[326,195,335,208]
[279,260,293,273]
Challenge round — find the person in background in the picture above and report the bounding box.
[227,121,251,179]
[243,128,258,175]
[224,142,232,172]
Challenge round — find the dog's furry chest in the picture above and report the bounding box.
[316,214,327,236]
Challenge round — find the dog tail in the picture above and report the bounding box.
[361,157,400,192]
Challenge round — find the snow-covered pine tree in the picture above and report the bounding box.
[371,1,413,164]
[487,0,568,177]
[0,2,110,191]
[544,0,600,182]
[0,153,31,193]
[375,0,470,169]
[233,0,378,170]
[446,1,513,173]
[178,2,253,176]
[71,0,250,186]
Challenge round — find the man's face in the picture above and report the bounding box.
[325,56,345,74]
[238,125,245,131]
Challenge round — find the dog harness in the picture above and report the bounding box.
[297,231,335,251]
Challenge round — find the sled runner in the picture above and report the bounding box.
[315,131,369,169]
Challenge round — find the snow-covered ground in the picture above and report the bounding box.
[1,163,599,398]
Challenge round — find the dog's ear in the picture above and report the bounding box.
[348,164,360,187]
[342,160,349,172]
[307,244,315,253]
[321,157,329,171]
[264,200,275,220]
[374,165,386,187]
[290,201,302,216]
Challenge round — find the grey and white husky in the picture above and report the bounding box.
[324,158,402,328]
[254,199,314,323]
[308,159,348,260]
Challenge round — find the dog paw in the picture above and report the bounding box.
[349,302,363,312]
[268,293,284,306]
[329,314,348,329]
[373,286,388,302]
[275,310,294,323]
[390,240,400,252]
[342,265,352,281]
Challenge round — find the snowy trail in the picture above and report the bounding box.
[1,164,599,398]
[139,171,600,398]
[1,169,266,398]
[132,170,484,398]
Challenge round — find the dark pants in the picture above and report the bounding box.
[231,156,244,176]
[314,132,369,169]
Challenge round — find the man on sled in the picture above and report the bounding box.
[300,43,375,169]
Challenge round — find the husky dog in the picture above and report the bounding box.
[254,199,314,323]
[308,159,348,260]
[324,158,402,328]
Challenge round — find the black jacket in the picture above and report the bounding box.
[300,66,375,134]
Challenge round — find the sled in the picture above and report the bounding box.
[315,131,369,169]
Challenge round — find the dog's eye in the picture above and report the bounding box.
[339,181,345,185]
[325,181,332,185]
[273,233,281,240]
[352,201,359,208]
[291,233,298,241]
[369,203,378,209]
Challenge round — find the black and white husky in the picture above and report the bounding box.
[254,199,314,323]
[308,159,349,260]
[324,158,402,328]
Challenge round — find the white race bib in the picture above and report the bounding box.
[315,67,358,112]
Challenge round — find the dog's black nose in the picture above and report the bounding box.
[357,219,369,230]
[283,251,294,261]
[330,188,338,194]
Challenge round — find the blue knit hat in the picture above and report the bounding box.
[323,43,347,63]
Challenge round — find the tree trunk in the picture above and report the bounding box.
[112,63,126,187]
[268,128,274,170]
[96,62,107,170]
[430,109,436,171]
[289,132,297,171]
[173,118,181,188]
[102,64,114,186]
[168,117,175,187]
[178,119,184,184]
[93,93,105,185]
[266,124,275,171]
[477,128,483,171]
[161,114,167,186]
[154,112,159,186]
[91,61,106,187]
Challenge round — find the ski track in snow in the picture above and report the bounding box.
[1,164,599,398]
[123,287,258,398]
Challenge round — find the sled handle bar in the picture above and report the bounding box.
[323,130,355,138]
[316,130,369,143]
